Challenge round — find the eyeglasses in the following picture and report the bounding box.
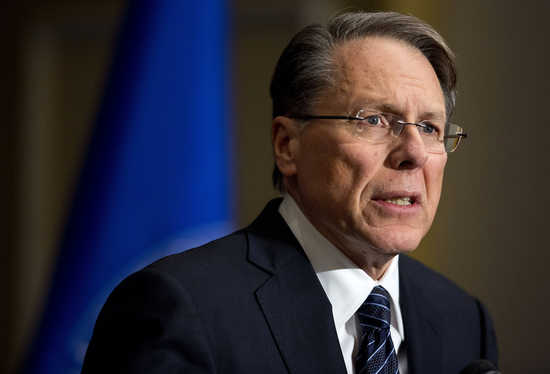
[289,108,468,153]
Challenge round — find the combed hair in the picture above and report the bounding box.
[270,11,457,191]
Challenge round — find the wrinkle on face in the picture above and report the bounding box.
[333,37,446,122]
[285,36,448,277]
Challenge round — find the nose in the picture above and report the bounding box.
[387,125,428,170]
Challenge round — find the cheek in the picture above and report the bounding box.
[296,130,385,196]
[298,149,354,194]
[425,156,447,206]
[323,144,381,192]
[344,145,385,190]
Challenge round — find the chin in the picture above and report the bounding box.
[366,232,424,254]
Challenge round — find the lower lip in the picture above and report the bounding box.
[372,199,421,214]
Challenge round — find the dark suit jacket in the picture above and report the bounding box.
[82,199,498,374]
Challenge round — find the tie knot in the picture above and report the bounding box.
[357,285,392,330]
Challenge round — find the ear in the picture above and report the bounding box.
[272,116,300,178]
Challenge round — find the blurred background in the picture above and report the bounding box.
[3,0,550,373]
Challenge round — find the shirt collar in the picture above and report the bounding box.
[278,194,402,335]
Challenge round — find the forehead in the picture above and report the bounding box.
[327,36,445,117]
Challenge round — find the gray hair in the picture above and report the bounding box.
[270,11,457,191]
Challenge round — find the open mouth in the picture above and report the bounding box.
[372,192,420,208]
[383,196,414,206]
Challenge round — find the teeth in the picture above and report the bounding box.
[384,197,412,206]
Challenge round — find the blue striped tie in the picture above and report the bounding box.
[355,285,399,374]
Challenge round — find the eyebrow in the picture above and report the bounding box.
[368,103,446,121]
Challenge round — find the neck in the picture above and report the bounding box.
[285,187,396,281]
[331,237,396,280]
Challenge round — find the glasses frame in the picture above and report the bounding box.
[288,114,468,153]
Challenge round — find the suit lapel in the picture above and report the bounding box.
[255,256,347,374]
[247,199,347,374]
[399,256,443,374]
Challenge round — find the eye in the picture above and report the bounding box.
[358,113,390,128]
[353,110,391,134]
[365,114,382,126]
[420,122,439,135]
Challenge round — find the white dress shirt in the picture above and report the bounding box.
[279,194,408,374]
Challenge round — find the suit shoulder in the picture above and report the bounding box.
[134,228,269,296]
[399,255,499,365]
[148,229,248,270]
[400,254,474,304]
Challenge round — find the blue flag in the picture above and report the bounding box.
[22,1,233,373]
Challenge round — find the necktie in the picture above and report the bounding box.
[355,285,399,374]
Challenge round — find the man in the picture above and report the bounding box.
[82,11,497,374]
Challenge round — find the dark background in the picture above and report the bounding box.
[4,0,549,372]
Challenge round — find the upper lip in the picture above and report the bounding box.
[371,191,422,204]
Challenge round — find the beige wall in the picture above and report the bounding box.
[6,1,550,373]
[440,2,550,372]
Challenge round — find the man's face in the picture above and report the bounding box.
[277,36,448,264]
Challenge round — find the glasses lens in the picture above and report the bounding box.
[351,110,392,141]
[444,137,460,152]
[444,123,466,153]
[417,122,445,154]
[426,139,446,154]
